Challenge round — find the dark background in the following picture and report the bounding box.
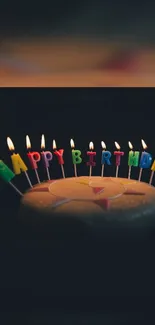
[0,88,155,324]
[0,0,155,44]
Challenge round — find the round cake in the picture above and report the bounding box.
[19,176,155,228]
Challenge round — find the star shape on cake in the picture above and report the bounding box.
[29,178,145,211]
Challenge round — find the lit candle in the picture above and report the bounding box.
[149,160,155,185]
[41,134,53,180]
[138,139,152,181]
[114,142,124,178]
[0,159,23,196]
[7,137,33,188]
[26,135,41,184]
[128,141,140,179]
[53,139,65,178]
[70,139,82,177]
[101,141,111,177]
[87,142,96,177]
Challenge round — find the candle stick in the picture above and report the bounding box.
[114,142,124,178]
[41,134,53,180]
[53,140,65,178]
[128,141,140,179]
[7,137,33,188]
[70,139,82,177]
[26,135,41,184]
[0,159,23,196]
[138,139,152,181]
[87,142,96,177]
[101,141,112,177]
[149,160,155,185]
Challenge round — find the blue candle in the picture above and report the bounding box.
[138,139,152,181]
[101,141,111,177]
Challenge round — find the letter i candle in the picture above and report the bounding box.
[7,137,33,188]
[114,142,124,178]
[41,134,53,180]
[70,139,82,177]
[87,142,96,177]
[138,139,152,181]
[53,140,65,178]
[0,159,23,196]
[26,135,41,183]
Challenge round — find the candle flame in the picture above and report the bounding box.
[70,139,75,149]
[41,134,45,149]
[141,139,147,150]
[115,141,121,150]
[128,141,133,150]
[26,135,31,150]
[7,137,15,151]
[53,139,57,150]
[89,141,94,150]
[101,141,106,150]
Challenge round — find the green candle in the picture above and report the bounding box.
[0,160,15,182]
[128,150,139,166]
[70,139,82,177]
[128,142,140,179]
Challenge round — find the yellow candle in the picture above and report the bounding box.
[7,137,28,175]
[10,153,28,175]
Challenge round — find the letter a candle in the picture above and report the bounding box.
[70,139,82,177]
[114,142,124,178]
[26,135,41,183]
[87,142,96,177]
[149,160,155,185]
[53,139,65,178]
[7,137,33,188]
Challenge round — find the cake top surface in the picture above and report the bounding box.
[20,176,155,219]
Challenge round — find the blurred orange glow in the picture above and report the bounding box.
[1,37,155,86]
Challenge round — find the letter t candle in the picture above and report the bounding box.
[114,142,124,178]
[87,142,96,177]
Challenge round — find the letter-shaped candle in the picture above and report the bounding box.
[53,139,65,178]
[87,142,96,177]
[70,139,82,177]
[149,160,155,185]
[0,159,23,196]
[26,135,41,183]
[7,137,33,188]
[114,142,124,177]
[138,139,152,181]
[101,141,111,177]
[41,134,53,180]
[128,141,140,179]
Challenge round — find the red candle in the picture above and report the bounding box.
[26,135,41,183]
[114,142,124,177]
[87,142,96,177]
[53,140,65,178]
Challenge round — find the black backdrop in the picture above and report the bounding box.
[0,88,155,324]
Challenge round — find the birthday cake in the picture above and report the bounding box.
[19,176,155,228]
